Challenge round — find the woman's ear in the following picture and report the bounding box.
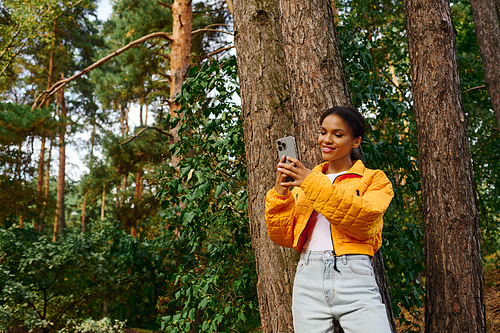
[352,137,362,149]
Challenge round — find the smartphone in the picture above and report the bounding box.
[276,136,298,182]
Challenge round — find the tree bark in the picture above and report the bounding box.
[233,1,297,331]
[233,0,396,331]
[274,1,395,330]
[470,0,500,132]
[168,0,192,168]
[53,73,67,242]
[402,1,486,331]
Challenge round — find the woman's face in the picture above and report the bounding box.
[318,114,361,164]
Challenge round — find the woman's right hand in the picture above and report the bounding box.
[274,155,289,195]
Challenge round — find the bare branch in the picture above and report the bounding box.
[158,72,171,80]
[32,32,173,110]
[463,85,487,94]
[205,45,235,58]
[158,1,172,9]
[121,126,173,145]
[192,28,233,36]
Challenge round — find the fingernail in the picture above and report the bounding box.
[277,168,282,171]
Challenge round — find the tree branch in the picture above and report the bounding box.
[158,1,172,9]
[205,45,235,58]
[121,126,173,145]
[463,84,487,94]
[192,28,233,36]
[32,32,173,110]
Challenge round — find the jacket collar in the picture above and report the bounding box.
[313,160,365,178]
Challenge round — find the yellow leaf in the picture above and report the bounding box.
[126,29,136,38]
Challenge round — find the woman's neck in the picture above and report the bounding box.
[326,159,353,174]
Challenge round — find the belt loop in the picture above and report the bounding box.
[342,255,347,265]
[306,251,311,266]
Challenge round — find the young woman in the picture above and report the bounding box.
[265,106,394,333]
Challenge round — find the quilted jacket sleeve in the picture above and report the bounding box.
[300,170,393,241]
[264,187,296,248]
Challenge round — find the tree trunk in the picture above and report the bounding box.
[131,171,143,237]
[274,0,395,330]
[53,73,67,242]
[233,1,298,331]
[402,1,486,331]
[168,0,192,168]
[36,26,55,232]
[44,138,52,199]
[470,0,500,132]
[101,188,106,221]
[81,192,87,232]
[233,0,396,331]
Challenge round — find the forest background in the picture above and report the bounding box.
[0,0,499,332]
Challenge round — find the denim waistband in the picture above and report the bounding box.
[300,250,371,264]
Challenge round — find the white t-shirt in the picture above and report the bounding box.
[302,171,347,251]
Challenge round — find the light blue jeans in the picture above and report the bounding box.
[292,250,391,333]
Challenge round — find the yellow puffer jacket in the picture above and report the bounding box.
[264,160,394,256]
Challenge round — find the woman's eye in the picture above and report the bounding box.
[319,132,326,135]
[335,134,343,138]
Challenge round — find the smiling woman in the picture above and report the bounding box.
[265,106,395,333]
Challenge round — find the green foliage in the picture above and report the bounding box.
[0,219,181,332]
[0,103,57,229]
[156,56,260,332]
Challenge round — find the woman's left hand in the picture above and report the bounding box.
[277,156,312,187]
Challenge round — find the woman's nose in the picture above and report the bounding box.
[324,134,333,143]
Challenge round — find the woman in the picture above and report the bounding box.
[265,106,393,333]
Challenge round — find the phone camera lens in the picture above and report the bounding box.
[281,142,286,149]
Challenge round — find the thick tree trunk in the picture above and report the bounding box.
[470,0,500,132]
[234,0,396,331]
[53,73,67,242]
[275,0,351,166]
[402,1,486,332]
[275,1,395,330]
[233,1,297,331]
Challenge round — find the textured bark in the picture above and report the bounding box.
[233,1,297,331]
[275,1,395,330]
[402,1,486,332]
[275,0,350,166]
[234,0,395,331]
[470,0,500,132]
